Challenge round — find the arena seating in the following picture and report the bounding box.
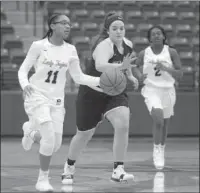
[1,1,199,91]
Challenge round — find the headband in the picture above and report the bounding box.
[104,15,124,30]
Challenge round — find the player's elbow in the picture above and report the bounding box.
[95,64,105,73]
[71,75,81,85]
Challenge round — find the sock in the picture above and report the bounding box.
[67,158,76,166]
[114,162,124,169]
[154,144,161,149]
[160,144,165,148]
[39,169,49,178]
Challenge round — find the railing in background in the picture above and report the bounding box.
[14,1,38,37]
[33,1,37,37]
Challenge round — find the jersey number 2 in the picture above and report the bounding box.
[154,67,161,76]
[45,70,59,84]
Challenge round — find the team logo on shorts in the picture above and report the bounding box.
[56,99,61,105]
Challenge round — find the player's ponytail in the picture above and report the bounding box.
[91,27,109,52]
[43,29,53,39]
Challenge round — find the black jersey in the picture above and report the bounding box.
[76,38,133,130]
[78,38,132,98]
[86,38,132,77]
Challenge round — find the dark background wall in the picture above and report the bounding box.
[1,91,199,137]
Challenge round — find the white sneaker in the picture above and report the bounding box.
[22,122,38,151]
[111,165,134,183]
[153,144,164,170]
[35,175,54,192]
[61,164,75,185]
[153,172,165,192]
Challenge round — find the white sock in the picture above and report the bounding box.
[154,144,161,149]
[160,144,165,149]
[39,169,49,178]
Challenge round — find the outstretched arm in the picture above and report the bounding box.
[68,49,100,87]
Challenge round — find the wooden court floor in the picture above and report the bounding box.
[1,137,199,192]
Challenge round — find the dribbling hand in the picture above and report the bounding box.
[23,85,34,99]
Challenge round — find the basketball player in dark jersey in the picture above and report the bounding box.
[61,12,138,184]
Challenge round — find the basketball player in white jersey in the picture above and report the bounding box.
[18,13,101,192]
[133,26,183,170]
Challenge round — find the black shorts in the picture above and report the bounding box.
[76,86,129,131]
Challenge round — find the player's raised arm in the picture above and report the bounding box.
[68,47,100,87]
[18,42,40,90]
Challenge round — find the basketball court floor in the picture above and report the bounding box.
[1,137,199,192]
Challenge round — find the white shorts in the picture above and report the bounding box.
[24,91,65,134]
[141,85,176,119]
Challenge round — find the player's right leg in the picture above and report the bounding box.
[61,98,104,185]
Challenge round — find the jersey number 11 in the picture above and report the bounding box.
[45,70,59,84]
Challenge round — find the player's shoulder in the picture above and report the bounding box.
[94,38,113,52]
[123,37,133,48]
[63,41,76,51]
[31,39,46,49]
[167,45,178,55]
[99,38,113,48]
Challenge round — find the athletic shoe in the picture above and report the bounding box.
[153,144,164,170]
[61,163,75,185]
[111,165,134,183]
[35,174,54,192]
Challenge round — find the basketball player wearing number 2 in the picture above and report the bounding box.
[133,26,183,170]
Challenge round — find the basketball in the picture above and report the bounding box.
[100,68,127,96]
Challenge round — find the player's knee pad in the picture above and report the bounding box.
[53,133,62,153]
[39,121,55,156]
[76,127,95,142]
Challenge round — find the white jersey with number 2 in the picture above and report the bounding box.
[143,45,175,88]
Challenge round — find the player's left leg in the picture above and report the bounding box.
[22,120,41,150]
[159,87,176,169]
[105,99,134,183]
[51,106,66,153]
[142,86,165,169]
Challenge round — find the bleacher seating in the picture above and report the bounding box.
[1,1,199,91]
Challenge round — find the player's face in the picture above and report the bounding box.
[108,20,125,43]
[52,15,71,39]
[150,28,165,45]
